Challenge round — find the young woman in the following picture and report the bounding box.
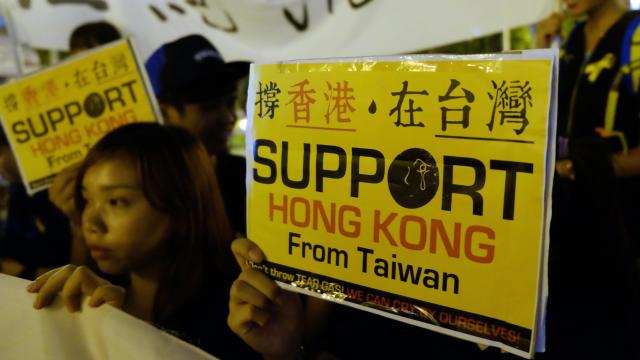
[27,123,257,359]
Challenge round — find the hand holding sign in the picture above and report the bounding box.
[228,238,303,359]
[555,159,575,181]
[49,163,82,225]
[536,12,563,48]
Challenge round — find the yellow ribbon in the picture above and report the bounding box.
[584,53,616,82]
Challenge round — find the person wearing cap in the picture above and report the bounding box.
[145,34,249,236]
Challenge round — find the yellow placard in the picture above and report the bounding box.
[0,39,160,193]
[247,52,556,358]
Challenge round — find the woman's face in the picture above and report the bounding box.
[163,95,236,155]
[81,157,171,275]
[563,0,609,18]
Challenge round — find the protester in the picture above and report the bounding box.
[27,123,258,358]
[69,21,121,54]
[0,129,71,280]
[537,0,640,358]
[145,34,249,236]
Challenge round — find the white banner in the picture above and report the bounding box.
[0,274,216,360]
[2,0,557,62]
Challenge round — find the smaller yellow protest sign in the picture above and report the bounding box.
[0,39,160,193]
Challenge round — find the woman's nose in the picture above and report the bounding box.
[82,203,107,235]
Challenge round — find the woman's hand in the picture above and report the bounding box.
[556,159,575,180]
[612,146,640,177]
[536,12,563,48]
[49,165,92,265]
[228,238,303,360]
[27,264,125,312]
[49,163,82,225]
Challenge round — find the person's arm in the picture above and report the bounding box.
[536,12,564,48]
[612,145,640,177]
[227,238,303,360]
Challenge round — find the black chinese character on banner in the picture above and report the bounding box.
[73,68,91,88]
[283,0,373,31]
[438,79,475,131]
[389,80,429,127]
[3,94,18,113]
[255,81,281,119]
[93,60,109,83]
[110,54,130,75]
[487,80,532,135]
[185,0,238,32]
[48,0,108,10]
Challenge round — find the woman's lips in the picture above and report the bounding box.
[89,246,111,260]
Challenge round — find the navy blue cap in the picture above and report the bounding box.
[145,34,249,104]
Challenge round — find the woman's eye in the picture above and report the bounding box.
[109,197,129,207]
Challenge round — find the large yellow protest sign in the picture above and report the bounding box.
[0,39,160,193]
[246,51,556,358]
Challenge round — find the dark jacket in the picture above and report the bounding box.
[0,184,71,279]
[547,12,640,359]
